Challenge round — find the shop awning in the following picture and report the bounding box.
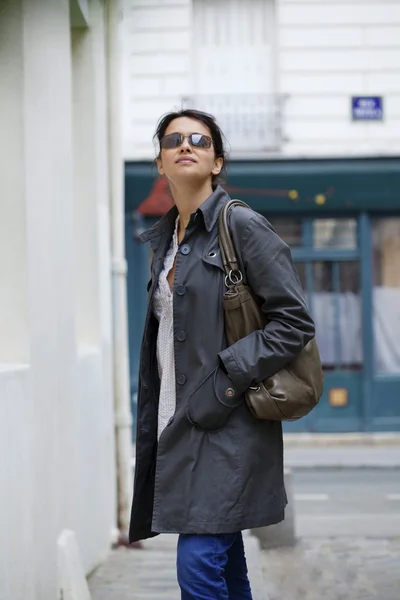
[125,157,400,216]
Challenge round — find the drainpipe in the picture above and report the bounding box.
[106,0,133,541]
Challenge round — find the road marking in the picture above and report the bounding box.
[296,514,400,538]
[386,493,400,501]
[294,493,329,501]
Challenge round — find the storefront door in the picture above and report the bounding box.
[268,216,364,432]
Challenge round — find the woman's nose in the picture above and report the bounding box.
[180,137,192,152]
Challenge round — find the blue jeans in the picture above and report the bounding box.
[177,532,253,600]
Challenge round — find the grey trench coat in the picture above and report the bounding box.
[129,186,315,543]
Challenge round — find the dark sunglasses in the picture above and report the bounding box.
[160,132,213,150]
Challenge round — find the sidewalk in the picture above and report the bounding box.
[260,537,400,600]
[283,433,400,468]
[88,532,400,600]
[88,532,268,600]
[89,434,400,599]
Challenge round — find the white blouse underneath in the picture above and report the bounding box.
[153,217,180,440]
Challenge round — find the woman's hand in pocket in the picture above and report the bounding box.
[186,367,244,432]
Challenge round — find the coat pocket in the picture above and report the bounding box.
[186,367,243,432]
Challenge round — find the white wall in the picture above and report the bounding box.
[122,0,193,159]
[0,366,34,599]
[121,0,400,159]
[279,0,400,157]
[0,1,116,599]
[0,0,29,363]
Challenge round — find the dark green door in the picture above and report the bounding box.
[295,259,363,432]
[268,216,364,432]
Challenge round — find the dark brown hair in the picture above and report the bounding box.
[154,109,228,187]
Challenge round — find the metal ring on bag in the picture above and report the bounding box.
[249,385,261,392]
[224,269,243,287]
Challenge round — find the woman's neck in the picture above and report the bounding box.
[170,180,214,235]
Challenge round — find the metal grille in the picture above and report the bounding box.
[182,94,284,156]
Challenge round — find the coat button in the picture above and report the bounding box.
[176,285,186,296]
[176,330,187,342]
[226,388,235,397]
[180,244,191,255]
[177,374,186,386]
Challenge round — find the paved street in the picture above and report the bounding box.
[258,467,400,600]
[284,443,400,469]
[89,467,400,599]
[89,533,400,600]
[292,468,400,537]
[261,538,400,600]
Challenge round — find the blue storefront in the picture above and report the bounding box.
[125,157,400,437]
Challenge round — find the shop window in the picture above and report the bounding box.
[268,218,302,247]
[313,218,357,249]
[373,218,400,374]
[297,260,362,370]
[338,262,363,368]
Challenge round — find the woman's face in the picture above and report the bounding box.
[157,117,223,187]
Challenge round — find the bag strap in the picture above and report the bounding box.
[218,199,252,286]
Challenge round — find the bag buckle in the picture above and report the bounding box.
[225,269,243,287]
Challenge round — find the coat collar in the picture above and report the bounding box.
[139,204,178,250]
[198,185,231,233]
[139,185,230,249]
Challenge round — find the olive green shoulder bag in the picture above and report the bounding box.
[218,199,324,421]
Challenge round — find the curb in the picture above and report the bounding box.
[283,433,400,447]
[243,533,270,600]
[285,461,400,469]
[284,445,400,469]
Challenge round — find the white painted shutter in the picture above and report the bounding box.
[193,0,274,95]
[191,0,277,153]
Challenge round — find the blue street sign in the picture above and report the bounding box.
[352,96,383,120]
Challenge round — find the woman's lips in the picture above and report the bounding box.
[176,157,196,164]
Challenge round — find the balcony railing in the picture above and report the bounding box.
[182,94,285,157]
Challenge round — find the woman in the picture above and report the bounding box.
[129,109,315,599]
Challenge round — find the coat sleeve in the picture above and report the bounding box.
[217,211,316,393]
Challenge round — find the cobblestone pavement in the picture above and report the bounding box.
[261,538,400,600]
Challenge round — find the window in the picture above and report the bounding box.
[268,218,302,247]
[295,260,362,370]
[311,262,362,369]
[313,218,357,249]
[373,218,400,374]
[192,0,276,153]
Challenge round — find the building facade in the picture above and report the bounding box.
[122,0,400,433]
[0,1,119,598]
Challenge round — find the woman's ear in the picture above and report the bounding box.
[157,157,164,176]
[211,157,224,176]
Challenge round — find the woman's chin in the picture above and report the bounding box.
[169,170,207,185]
